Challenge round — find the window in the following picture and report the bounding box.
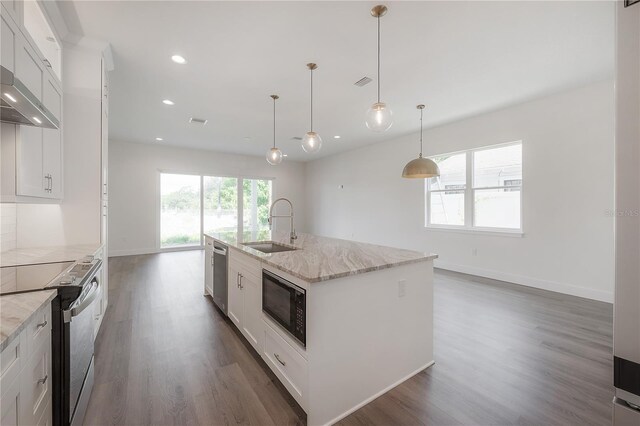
[160,173,274,249]
[160,173,202,247]
[243,179,272,241]
[425,142,522,233]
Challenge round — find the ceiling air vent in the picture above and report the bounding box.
[291,136,303,141]
[354,76,372,87]
[189,117,208,126]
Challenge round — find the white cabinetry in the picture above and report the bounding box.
[0,3,63,202]
[228,251,263,353]
[0,302,52,426]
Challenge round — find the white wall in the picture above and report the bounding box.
[305,81,615,302]
[108,140,307,256]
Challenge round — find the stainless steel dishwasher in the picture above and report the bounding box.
[213,243,228,315]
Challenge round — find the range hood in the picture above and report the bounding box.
[0,65,59,129]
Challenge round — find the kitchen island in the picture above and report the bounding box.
[204,231,437,426]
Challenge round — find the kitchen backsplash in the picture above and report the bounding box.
[0,203,17,252]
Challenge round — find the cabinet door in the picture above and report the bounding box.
[240,272,262,352]
[42,128,61,199]
[16,125,44,197]
[1,1,23,27]
[0,374,22,426]
[1,12,16,73]
[42,75,61,121]
[15,35,43,101]
[227,266,242,328]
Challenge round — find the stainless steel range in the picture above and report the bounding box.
[1,256,103,426]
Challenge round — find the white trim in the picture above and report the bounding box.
[434,260,614,303]
[321,361,435,426]
[109,246,203,257]
[425,225,524,237]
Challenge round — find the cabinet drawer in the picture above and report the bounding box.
[35,399,51,426]
[24,337,51,425]
[25,304,51,355]
[0,332,24,392]
[230,251,261,280]
[263,322,307,406]
[0,372,22,426]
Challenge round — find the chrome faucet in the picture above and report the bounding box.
[268,198,297,243]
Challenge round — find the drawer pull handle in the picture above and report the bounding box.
[274,353,286,367]
[37,375,48,385]
[36,321,48,329]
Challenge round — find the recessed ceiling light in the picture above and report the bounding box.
[171,55,186,64]
[4,93,17,103]
[283,154,288,157]
[32,117,42,124]
[155,137,163,141]
[162,99,174,105]
[333,135,341,139]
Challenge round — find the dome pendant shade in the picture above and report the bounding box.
[302,131,322,153]
[402,154,440,178]
[403,104,440,179]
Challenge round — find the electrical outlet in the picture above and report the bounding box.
[398,280,406,298]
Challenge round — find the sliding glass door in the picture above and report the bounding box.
[160,173,273,249]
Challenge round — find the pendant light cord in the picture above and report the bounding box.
[310,67,314,132]
[419,108,424,157]
[273,96,276,149]
[377,15,381,103]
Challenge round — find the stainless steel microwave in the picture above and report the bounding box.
[262,270,306,346]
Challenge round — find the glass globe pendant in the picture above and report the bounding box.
[365,5,393,132]
[302,63,322,153]
[266,95,283,165]
[366,102,393,132]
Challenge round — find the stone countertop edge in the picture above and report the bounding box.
[205,232,438,283]
[0,290,57,352]
[0,243,103,268]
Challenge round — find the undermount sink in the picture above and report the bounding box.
[242,241,298,254]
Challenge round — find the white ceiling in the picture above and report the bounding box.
[60,0,614,161]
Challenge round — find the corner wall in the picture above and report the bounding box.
[304,81,615,302]
[108,140,307,256]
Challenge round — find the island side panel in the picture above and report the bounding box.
[306,260,434,426]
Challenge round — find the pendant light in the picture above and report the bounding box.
[402,105,440,178]
[266,95,283,165]
[302,63,322,153]
[365,5,393,133]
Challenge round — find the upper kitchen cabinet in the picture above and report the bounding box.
[22,0,61,82]
[0,0,22,27]
[0,1,63,202]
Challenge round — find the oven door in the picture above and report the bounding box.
[64,275,99,424]
[262,270,305,345]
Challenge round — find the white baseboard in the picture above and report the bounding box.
[108,247,158,257]
[435,260,614,303]
[322,361,435,426]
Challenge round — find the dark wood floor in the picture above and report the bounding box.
[84,251,613,426]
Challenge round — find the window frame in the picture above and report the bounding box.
[157,169,275,251]
[424,141,523,235]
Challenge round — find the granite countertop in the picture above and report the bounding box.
[205,231,437,283]
[0,290,57,352]
[0,243,102,268]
